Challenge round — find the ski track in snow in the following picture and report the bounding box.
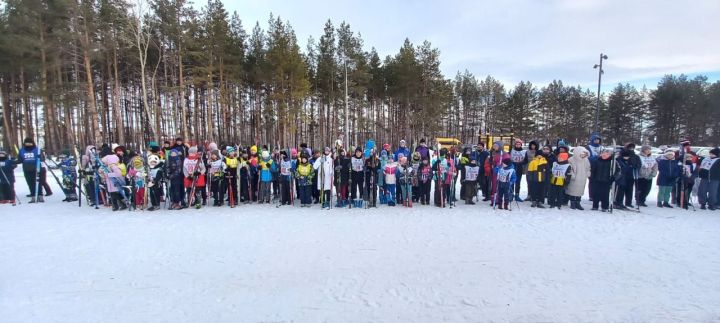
[1,170,719,323]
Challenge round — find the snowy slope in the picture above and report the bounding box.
[1,170,719,323]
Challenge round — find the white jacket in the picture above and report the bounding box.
[313,155,334,191]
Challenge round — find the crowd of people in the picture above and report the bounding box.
[1,135,719,213]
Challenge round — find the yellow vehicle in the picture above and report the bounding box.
[435,137,462,150]
[479,132,515,151]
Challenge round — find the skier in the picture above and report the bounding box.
[383,154,398,206]
[257,150,275,204]
[334,148,351,207]
[208,150,227,207]
[463,158,479,205]
[313,147,334,209]
[590,148,616,212]
[397,154,414,207]
[127,155,147,209]
[364,147,380,207]
[485,141,510,206]
[476,143,491,201]
[657,150,681,208]
[417,157,432,205]
[248,146,260,202]
[378,150,388,204]
[350,147,365,208]
[636,145,658,207]
[410,152,422,203]
[679,153,698,209]
[60,157,79,202]
[183,146,206,209]
[697,147,720,210]
[17,137,50,203]
[566,146,591,210]
[226,146,240,207]
[510,139,527,202]
[278,150,294,206]
[167,148,185,210]
[495,158,516,210]
[0,149,17,205]
[527,148,549,208]
[146,154,165,211]
[295,151,315,207]
[548,152,572,209]
[524,141,539,201]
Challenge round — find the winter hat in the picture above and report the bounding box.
[664,150,675,158]
[397,153,405,159]
[148,154,160,167]
[680,139,691,147]
[515,139,524,146]
[400,139,406,146]
[209,142,218,152]
[175,137,184,142]
[380,150,388,158]
[0,149,7,158]
[502,157,512,165]
[625,142,636,150]
[412,151,421,161]
[641,145,652,153]
[440,148,449,157]
[23,137,35,145]
[226,146,236,154]
[291,148,298,157]
[280,150,288,158]
[102,154,119,165]
[250,145,258,154]
[399,156,407,164]
[621,149,632,158]
[132,157,143,169]
[709,148,720,157]
[493,141,503,151]
[150,145,160,153]
[383,143,390,151]
[355,147,363,154]
[529,141,539,150]
[261,150,270,159]
[419,138,426,144]
[324,147,332,154]
[557,152,569,162]
[114,145,125,154]
[211,150,220,159]
[188,146,198,155]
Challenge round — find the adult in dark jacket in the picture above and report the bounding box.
[613,149,638,209]
[414,138,430,161]
[590,148,616,211]
[16,137,51,202]
[524,141,539,200]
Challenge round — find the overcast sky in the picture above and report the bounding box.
[222,0,720,91]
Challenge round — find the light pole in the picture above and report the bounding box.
[593,53,608,134]
[344,55,349,151]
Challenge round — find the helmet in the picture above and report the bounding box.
[148,154,160,167]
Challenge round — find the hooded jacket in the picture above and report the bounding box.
[586,134,604,162]
[567,146,591,196]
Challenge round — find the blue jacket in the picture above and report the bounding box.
[0,158,17,184]
[657,158,681,186]
[17,146,41,172]
[394,146,411,161]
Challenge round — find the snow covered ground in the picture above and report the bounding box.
[1,169,719,323]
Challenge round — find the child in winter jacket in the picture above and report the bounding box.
[183,146,206,208]
[614,149,639,210]
[167,148,185,209]
[313,147,334,209]
[636,145,658,207]
[350,148,365,208]
[384,155,398,206]
[549,152,572,209]
[146,154,165,211]
[101,154,128,211]
[417,158,432,205]
[698,148,720,210]
[679,153,698,209]
[127,156,147,209]
[278,151,294,206]
[397,155,414,207]
[463,159,480,204]
[656,151,681,208]
[295,151,315,207]
[0,150,17,204]
[208,150,227,206]
[334,149,351,207]
[495,158,516,210]
[364,151,379,207]
[60,157,79,202]
[527,151,549,208]
[258,150,275,204]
